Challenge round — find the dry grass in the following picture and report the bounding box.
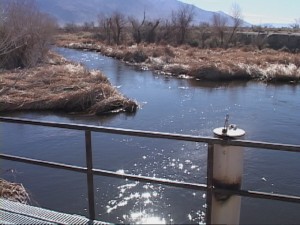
[56,32,300,83]
[0,179,30,204]
[0,52,137,114]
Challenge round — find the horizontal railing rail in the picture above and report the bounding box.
[1,117,299,152]
[1,116,300,224]
[1,153,299,204]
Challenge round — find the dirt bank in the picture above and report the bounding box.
[0,52,137,115]
[56,32,300,83]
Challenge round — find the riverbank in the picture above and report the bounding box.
[0,51,137,115]
[56,32,300,83]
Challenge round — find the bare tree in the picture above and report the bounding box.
[172,5,194,44]
[198,22,211,48]
[290,18,300,31]
[143,20,160,43]
[227,3,243,47]
[83,21,95,31]
[0,0,57,69]
[64,22,79,33]
[129,12,146,44]
[296,18,300,26]
[212,13,228,47]
[156,19,176,44]
[128,12,160,44]
[110,11,126,45]
[98,12,129,45]
[98,15,112,44]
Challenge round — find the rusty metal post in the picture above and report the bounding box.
[211,144,244,224]
[85,130,95,220]
[211,116,245,224]
[206,143,214,225]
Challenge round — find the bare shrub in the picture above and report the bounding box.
[128,12,160,44]
[164,64,189,76]
[293,56,300,67]
[197,23,211,48]
[226,3,243,47]
[164,46,175,57]
[110,11,127,45]
[211,13,228,47]
[98,11,127,45]
[253,33,269,50]
[171,5,194,45]
[156,19,174,44]
[64,22,80,33]
[0,0,57,69]
[290,18,300,31]
[123,49,148,63]
[129,13,146,44]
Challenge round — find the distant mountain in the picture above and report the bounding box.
[34,0,250,26]
[260,23,291,28]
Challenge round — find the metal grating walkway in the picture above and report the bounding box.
[0,198,109,225]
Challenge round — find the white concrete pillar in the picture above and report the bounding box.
[212,118,245,225]
[211,144,243,224]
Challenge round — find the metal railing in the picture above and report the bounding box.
[1,116,300,224]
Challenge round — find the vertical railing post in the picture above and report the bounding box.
[206,143,214,225]
[211,120,245,225]
[85,130,95,220]
[211,143,244,224]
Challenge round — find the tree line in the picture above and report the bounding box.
[1,0,298,70]
[65,4,246,48]
[65,4,300,51]
[0,0,243,69]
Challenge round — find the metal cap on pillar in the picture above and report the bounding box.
[210,115,245,225]
[213,114,245,138]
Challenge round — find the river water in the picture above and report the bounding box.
[1,48,300,224]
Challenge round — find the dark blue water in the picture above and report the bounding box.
[1,48,299,224]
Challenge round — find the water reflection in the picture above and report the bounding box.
[100,179,206,224]
[53,48,300,224]
[2,48,299,224]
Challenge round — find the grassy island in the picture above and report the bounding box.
[0,52,137,115]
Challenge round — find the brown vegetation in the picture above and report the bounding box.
[56,33,300,83]
[54,2,299,84]
[0,0,137,116]
[0,52,138,114]
[0,179,30,204]
[0,0,57,69]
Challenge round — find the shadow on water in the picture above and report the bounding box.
[188,78,299,90]
[188,79,249,89]
[0,109,138,126]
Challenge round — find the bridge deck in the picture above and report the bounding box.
[0,198,109,225]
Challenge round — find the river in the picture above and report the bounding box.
[1,48,300,224]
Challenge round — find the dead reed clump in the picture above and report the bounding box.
[234,63,300,82]
[91,96,138,115]
[163,64,190,76]
[188,65,226,80]
[0,179,30,204]
[0,52,138,115]
[164,46,176,58]
[123,49,148,63]
[262,63,300,82]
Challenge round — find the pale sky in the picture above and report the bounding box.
[180,0,300,25]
